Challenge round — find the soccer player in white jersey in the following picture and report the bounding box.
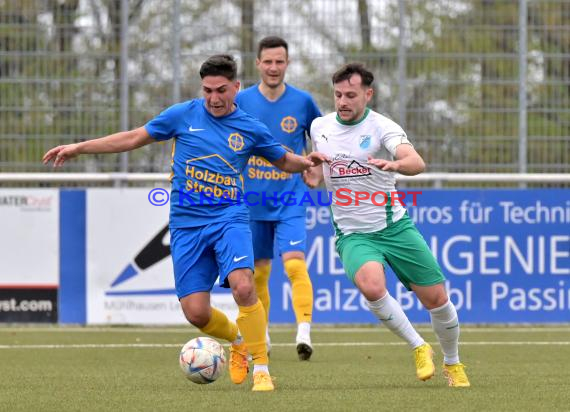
[303,63,470,387]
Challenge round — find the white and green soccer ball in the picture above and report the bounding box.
[179,337,226,384]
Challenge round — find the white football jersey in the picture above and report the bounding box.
[310,108,412,235]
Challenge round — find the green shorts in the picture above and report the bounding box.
[335,214,446,290]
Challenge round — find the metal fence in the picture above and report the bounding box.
[0,0,569,178]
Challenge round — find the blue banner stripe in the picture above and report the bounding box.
[59,190,86,323]
[105,289,176,296]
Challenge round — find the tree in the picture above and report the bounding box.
[400,0,569,173]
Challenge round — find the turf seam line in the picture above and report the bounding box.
[1,341,570,349]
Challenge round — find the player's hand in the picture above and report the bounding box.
[303,168,321,189]
[367,155,400,172]
[42,144,81,167]
[306,151,330,167]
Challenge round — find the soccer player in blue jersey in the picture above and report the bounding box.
[43,54,327,392]
[235,36,321,361]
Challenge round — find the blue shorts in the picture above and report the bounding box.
[170,220,254,299]
[250,216,306,260]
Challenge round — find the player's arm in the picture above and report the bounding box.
[367,144,425,176]
[271,151,329,173]
[302,165,323,189]
[42,126,154,167]
[254,120,328,172]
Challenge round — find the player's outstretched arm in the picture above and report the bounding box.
[272,151,329,173]
[367,144,425,176]
[42,126,154,167]
[302,165,323,189]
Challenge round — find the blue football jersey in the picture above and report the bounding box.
[145,99,287,228]
[236,84,321,220]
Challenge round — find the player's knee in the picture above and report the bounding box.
[231,278,256,305]
[422,293,449,310]
[360,284,387,301]
[182,308,210,328]
[413,283,449,310]
[232,286,256,306]
[355,276,386,301]
[354,262,386,300]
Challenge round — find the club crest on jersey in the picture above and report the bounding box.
[329,159,371,179]
[280,116,298,133]
[359,135,371,149]
[228,133,245,152]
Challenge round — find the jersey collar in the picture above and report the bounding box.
[256,82,288,104]
[336,107,370,126]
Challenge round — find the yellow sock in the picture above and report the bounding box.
[236,299,268,365]
[284,258,313,324]
[254,263,271,322]
[199,307,238,343]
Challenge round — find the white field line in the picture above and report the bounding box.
[0,341,569,350]
[1,327,569,333]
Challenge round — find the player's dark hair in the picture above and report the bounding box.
[257,36,288,58]
[332,63,374,87]
[199,54,237,80]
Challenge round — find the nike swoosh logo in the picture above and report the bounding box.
[379,314,394,322]
[188,126,205,132]
[233,255,248,263]
[446,323,459,330]
[289,240,303,246]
